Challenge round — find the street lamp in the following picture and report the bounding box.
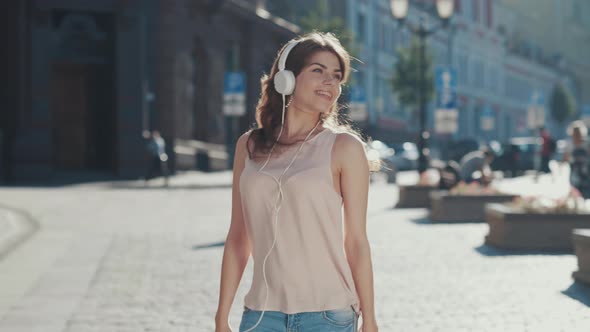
[390,0,454,173]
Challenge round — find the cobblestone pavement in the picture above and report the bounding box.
[0,171,589,332]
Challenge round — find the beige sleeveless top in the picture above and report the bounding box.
[239,127,360,314]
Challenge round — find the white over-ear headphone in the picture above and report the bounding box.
[273,39,300,95]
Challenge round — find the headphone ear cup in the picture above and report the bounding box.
[274,70,296,95]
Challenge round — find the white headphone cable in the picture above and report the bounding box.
[243,95,321,331]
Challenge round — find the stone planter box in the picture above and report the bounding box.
[485,203,590,250]
[396,185,437,208]
[573,229,590,285]
[429,191,517,222]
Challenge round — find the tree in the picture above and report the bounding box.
[298,0,357,58]
[549,83,577,124]
[391,36,435,116]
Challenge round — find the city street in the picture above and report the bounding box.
[0,171,589,331]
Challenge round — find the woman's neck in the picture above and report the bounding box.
[282,107,322,140]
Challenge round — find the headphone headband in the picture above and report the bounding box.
[278,40,300,71]
[274,39,300,96]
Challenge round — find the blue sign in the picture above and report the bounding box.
[224,72,245,94]
[223,72,246,116]
[482,105,494,118]
[435,66,457,109]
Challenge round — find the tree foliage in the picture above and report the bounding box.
[298,0,357,58]
[549,83,577,124]
[391,37,435,114]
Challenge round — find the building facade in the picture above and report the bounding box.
[496,0,590,105]
[0,0,297,182]
[265,0,579,147]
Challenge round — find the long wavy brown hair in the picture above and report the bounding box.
[247,32,381,171]
[247,32,379,171]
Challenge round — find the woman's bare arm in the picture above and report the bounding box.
[335,133,378,330]
[215,132,252,328]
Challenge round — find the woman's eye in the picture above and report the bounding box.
[334,74,342,80]
[313,68,323,73]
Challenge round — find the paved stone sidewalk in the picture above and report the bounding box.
[0,171,588,331]
[0,204,38,260]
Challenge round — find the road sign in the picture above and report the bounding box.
[435,66,457,109]
[223,72,246,116]
[435,66,458,134]
[435,109,458,134]
[481,105,495,131]
[527,91,545,129]
[349,86,368,121]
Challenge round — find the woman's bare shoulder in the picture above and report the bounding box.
[236,130,256,161]
[333,132,367,163]
[334,132,365,150]
[239,129,258,146]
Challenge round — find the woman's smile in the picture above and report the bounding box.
[315,89,333,101]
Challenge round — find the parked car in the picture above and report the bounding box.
[491,137,541,176]
[389,142,419,170]
[367,140,397,183]
[490,142,520,177]
[510,137,541,171]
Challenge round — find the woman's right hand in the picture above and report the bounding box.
[215,322,232,332]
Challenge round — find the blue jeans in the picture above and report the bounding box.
[239,306,359,331]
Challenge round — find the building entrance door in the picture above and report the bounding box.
[53,64,88,169]
[52,63,116,171]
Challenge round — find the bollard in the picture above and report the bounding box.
[196,150,210,172]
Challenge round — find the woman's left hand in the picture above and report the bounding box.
[359,319,378,332]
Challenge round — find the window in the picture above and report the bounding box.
[488,64,496,92]
[485,0,493,28]
[572,1,589,26]
[353,70,365,89]
[505,74,530,102]
[472,0,480,23]
[472,59,484,88]
[357,12,366,45]
[376,76,384,114]
[379,20,386,50]
[463,0,471,20]
[457,54,468,86]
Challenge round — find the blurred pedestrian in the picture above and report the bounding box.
[215,32,378,332]
[502,143,521,178]
[436,160,461,190]
[145,130,169,185]
[539,127,556,173]
[459,147,495,185]
[563,120,590,198]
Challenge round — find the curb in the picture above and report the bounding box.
[0,204,40,260]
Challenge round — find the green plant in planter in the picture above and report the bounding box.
[509,187,589,214]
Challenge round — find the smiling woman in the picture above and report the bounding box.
[248,32,360,154]
[215,32,380,332]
